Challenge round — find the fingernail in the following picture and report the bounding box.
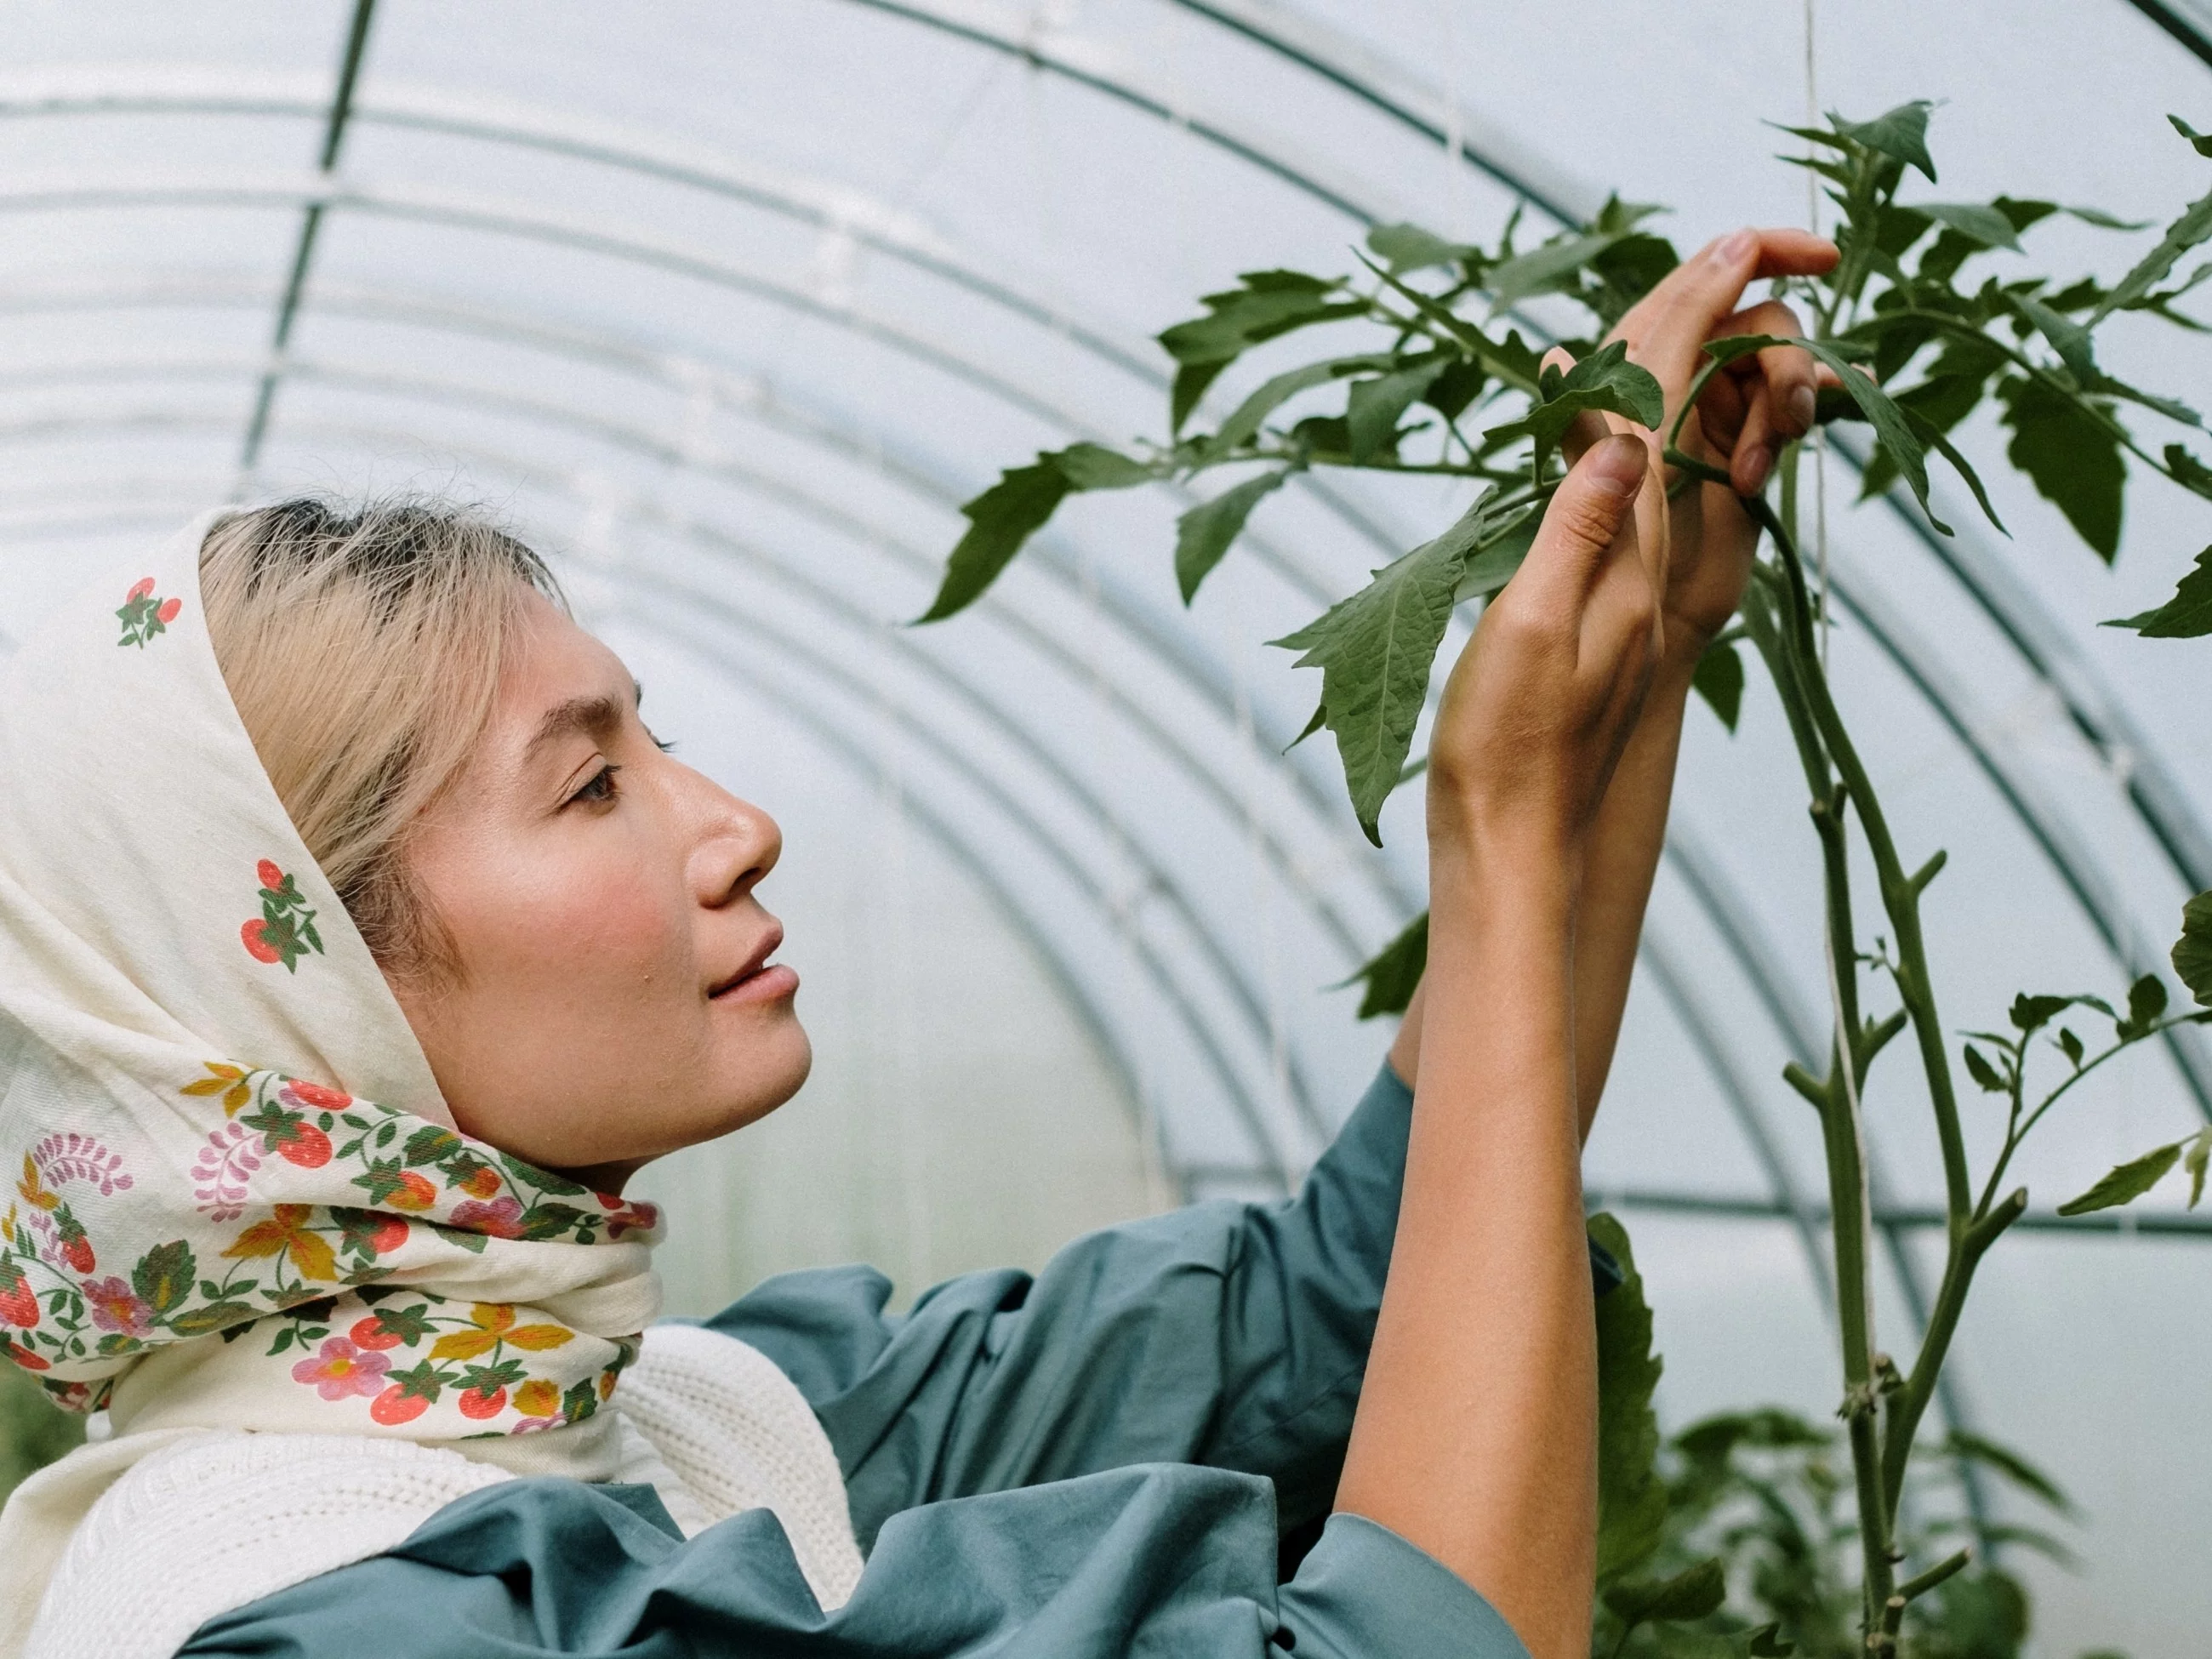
[1788,384,1817,430]
[1741,445,1773,493]
[1713,227,1757,265]
[1588,435,1647,497]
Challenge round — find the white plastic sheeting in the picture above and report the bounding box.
[0,3,2206,1650]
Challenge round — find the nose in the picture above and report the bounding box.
[677,762,782,908]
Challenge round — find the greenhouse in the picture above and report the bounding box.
[0,2,2206,1655]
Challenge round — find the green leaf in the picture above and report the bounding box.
[1942,1428,2073,1513]
[2089,186,2212,326]
[1175,469,1293,603]
[2185,1126,2210,1208]
[132,1240,196,1317]
[1486,230,1626,312]
[1346,358,1448,463]
[1691,637,1744,733]
[2106,546,2212,636]
[1962,1043,2006,1093]
[1054,442,1155,490]
[2124,972,2170,1037]
[1451,504,1541,601]
[2058,1025,2085,1068]
[1360,254,1544,390]
[2056,1140,2182,1215]
[2007,291,2095,382]
[1365,222,1470,273]
[1918,202,2022,252]
[1171,362,1228,435]
[2173,888,2212,1006]
[1485,339,1665,475]
[1605,1557,1728,1625]
[1271,493,1505,843]
[2010,992,2074,1032]
[1833,100,1938,181]
[1200,356,1391,459]
[1157,274,1354,366]
[1336,910,1428,1019]
[2170,112,2212,157]
[1998,376,2124,562]
[2164,443,2212,501]
[1589,1211,1668,1583]
[915,457,1072,623]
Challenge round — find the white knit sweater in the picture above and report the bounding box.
[20,1323,864,1659]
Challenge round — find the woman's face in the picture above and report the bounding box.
[390,591,809,1189]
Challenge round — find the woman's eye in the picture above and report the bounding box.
[570,763,622,806]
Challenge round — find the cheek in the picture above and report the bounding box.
[445,836,692,1015]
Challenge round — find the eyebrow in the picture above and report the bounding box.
[525,680,643,758]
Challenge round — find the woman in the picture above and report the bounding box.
[0,228,1832,1658]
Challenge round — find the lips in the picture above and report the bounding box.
[709,921,784,998]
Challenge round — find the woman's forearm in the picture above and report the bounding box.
[1337,848,1596,1658]
[1387,650,1694,1141]
[1568,646,1696,1137]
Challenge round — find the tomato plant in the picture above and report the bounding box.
[926,101,2212,1656]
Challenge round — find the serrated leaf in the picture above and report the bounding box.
[1999,376,2124,561]
[1366,222,1470,273]
[1486,230,1626,312]
[2173,888,2212,1006]
[1833,100,1937,181]
[1176,470,1293,603]
[1336,910,1428,1019]
[1605,1557,1728,1625]
[1360,254,1544,389]
[1346,358,1448,462]
[916,458,1072,623]
[1485,339,1664,475]
[1270,496,1500,843]
[1691,637,1744,733]
[1590,1212,1668,1583]
[1451,504,1541,601]
[1157,279,1354,366]
[2056,1140,2181,1215]
[2107,546,2212,636]
[2090,186,2212,326]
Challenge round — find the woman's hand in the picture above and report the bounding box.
[1602,227,1840,657]
[1427,432,1660,877]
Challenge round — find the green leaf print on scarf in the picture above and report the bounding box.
[241,860,325,972]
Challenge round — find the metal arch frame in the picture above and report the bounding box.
[4,19,2194,1247]
[5,38,2203,921]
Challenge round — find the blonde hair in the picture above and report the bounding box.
[199,499,563,983]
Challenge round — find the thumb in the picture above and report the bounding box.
[1514,435,1647,608]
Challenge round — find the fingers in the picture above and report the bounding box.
[1704,299,1817,493]
[1514,435,1648,613]
[1617,229,1839,398]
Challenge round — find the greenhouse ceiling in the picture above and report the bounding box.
[0,3,2208,1651]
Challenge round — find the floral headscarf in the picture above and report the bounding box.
[0,512,664,1451]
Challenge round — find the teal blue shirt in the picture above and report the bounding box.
[181,1065,1601,1657]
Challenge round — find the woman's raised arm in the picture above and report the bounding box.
[1337,430,1662,1658]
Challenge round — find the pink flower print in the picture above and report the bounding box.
[448,1196,526,1239]
[29,1133,132,1199]
[595,1195,659,1240]
[83,1277,153,1339]
[291,1335,392,1401]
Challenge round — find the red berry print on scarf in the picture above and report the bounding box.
[0,1264,38,1330]
[370,1383,430,1426]
[241,861,325,972]
[115,577,182,647]
[458,1382,508,1420]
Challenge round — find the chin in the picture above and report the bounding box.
[709,1008,812,1137]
